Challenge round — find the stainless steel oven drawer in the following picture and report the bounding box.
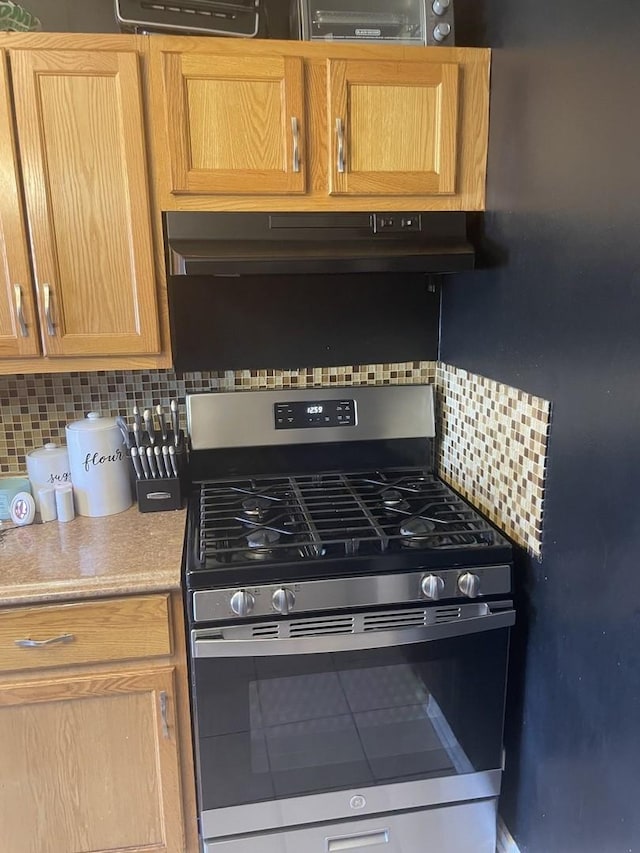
[203,798,498,852]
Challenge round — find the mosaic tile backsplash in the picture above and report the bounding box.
[0,359,551,556]
[0,361,436,473]
[436,363,552,557]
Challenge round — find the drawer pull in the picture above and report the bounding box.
[327,829,389,850]
[160,690,170,738]
[15,633,75,648]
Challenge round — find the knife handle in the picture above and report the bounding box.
[156,404,167,443]
[139,446,151,479]
[154,445,165,478]
[147,446,158,478]
[144,409,155,445]
[161,445,171,479]
[169,445,179,478]
[131,447,143,480]
[171,399,180,445]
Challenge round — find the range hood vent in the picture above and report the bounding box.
[165,211,468,372]
[166,211,475,276]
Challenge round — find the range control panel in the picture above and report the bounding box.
[274,399,356,429]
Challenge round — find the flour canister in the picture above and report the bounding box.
[65,412,132,517]
[26,442,71,513]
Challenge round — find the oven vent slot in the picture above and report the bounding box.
[434,607,463,622]
[251,623,280,638]
[289,616,355,637]
[363,608,428,631]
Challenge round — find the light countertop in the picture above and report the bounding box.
[0,506,186,607]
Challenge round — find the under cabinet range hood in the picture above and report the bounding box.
[165,211,472,372]
[166,211,475,276]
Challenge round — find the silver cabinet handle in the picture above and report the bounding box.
[15,633,75,648]
[159,691,169,738]
[13,284,28,337]
[42,283,55,336]
[291,116,300,173]
[336,117,346,173]
[193,609,515,659]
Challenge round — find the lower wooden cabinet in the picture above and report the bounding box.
[0,593,198,853]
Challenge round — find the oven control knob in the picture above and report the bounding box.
[421,574,445,600]
[433,22,452,41]
[272,587,296,615]
[230,590,255,617]
[458,572,480,598]
[432,0,450,15]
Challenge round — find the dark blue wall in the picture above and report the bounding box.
[441,2,640,851]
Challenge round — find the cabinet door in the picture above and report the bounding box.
[327,58,459,196]
[158,48,306,195]
[0,666,185,853]
[0,51,39,358]
[9,49,160,357]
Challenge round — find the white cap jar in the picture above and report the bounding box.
[65,412,132,517]
[26,442,71,513]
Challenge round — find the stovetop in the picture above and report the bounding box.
[184,467,512,589]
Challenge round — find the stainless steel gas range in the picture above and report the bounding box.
[183,385,514,853]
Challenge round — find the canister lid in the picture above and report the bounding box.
[27,441,68,459]
[66,412,117,432]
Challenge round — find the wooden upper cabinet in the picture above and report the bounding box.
[0,53,39,358]
[327,58,459,196]
[147,38,490,212]
[159,48,306,195]
[9,48,160,357]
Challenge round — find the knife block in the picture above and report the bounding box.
[127,435,188,513]
[136,477,183,513]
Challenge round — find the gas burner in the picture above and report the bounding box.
[243,548,275,561]
[400,517,436,537]
[247,528,280,549]
[381,489,410,515]
[241,528,280,561]
[242,496,272,519]
[400,516,437,548]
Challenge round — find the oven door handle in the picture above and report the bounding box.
[192,608,515,658]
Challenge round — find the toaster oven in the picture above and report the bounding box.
[290,0,455,46]
[115,0,261,37]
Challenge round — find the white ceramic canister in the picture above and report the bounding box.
[26,442,71,514]
[65,412,132,517]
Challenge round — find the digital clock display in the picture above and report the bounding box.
[274,399,356,429]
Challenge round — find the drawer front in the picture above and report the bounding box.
[203,799,498,852]
[0,594,172,674]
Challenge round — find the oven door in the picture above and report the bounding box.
[191,603,514,841]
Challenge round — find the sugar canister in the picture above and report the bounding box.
[26,442,71,514]
[65,412,132,517]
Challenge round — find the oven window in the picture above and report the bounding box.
[192,630,509,810]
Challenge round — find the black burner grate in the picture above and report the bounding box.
[197,469,498,567]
